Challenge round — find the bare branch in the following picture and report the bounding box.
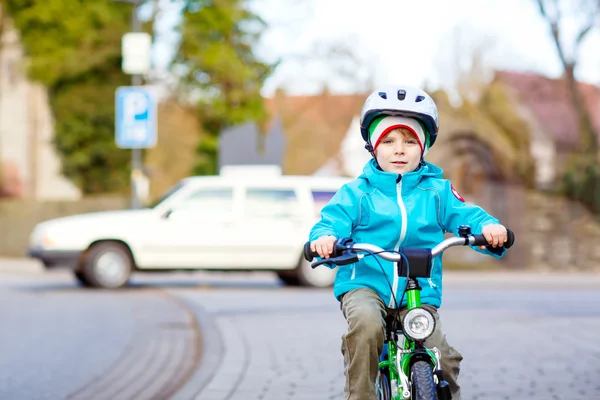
[576,23,594,45]
[535,0,599,154]
[536,0,570,67]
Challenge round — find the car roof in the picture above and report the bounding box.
[179,174,351,189]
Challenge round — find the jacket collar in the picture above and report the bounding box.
[360,158,443,196]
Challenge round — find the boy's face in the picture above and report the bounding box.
[374,129,422,174]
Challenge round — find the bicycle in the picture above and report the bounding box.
[303,224,515,400]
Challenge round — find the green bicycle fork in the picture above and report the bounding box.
[378,278,438,399]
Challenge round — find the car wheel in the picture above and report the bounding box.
[73,271,93,287]
[296,257,336,288]
[81,242,133,289]
[276,271,300,286]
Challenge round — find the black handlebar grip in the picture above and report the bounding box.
[505,229,515,248]
[471,229,515,248]
[471,234,489,247]
[303,242,319,262]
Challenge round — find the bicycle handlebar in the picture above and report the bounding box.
[303,226,515,265]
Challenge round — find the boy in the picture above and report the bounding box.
[309,86,508,400]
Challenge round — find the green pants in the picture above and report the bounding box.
[340,288,463,400]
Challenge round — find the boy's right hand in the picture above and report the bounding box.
[310,236,337,259]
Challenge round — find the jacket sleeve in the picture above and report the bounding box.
[309,183,361,242]
[440,180,505,259]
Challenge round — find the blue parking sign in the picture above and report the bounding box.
[115,86,157,149]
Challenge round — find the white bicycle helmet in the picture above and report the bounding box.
[360,86,439,151]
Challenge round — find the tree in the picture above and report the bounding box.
[172,0,276,175]
[535,0,600,213]
[430,22,498,105]
[535,0,599,155]
[274,36,376,95]
[0,0,136,193]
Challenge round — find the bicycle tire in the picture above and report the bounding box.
[375,370,392,400]
[410,361,437,400]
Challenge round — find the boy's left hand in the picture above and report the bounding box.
[480,224,508,250]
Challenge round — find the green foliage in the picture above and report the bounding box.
[2,0,128,85]
[1,0,134,193]
[174,0,276,175]
[561,156,600,214]
[51,71,132,193]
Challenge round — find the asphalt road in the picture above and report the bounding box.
[1,261,599,400]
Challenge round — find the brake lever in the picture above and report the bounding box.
[310,238,359,269]
[311,251,359,269]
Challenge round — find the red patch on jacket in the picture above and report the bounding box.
[451,184,465,202]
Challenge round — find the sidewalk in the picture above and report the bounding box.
[442,268,600,286]
[0,257,45,274]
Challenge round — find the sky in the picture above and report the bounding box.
[147,0,600,97]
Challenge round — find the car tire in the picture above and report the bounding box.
[296,257,336,288]
[81,242,133,289]
[276,271,300,286]
[73,271,93,287]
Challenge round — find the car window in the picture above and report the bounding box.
[149,182,185,209]
[175,187,234,216]
[312,190,336,215]
[243,188,301,218]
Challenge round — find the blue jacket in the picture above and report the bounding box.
[309,158,505,309]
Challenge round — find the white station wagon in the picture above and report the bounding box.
[27,166,350,289]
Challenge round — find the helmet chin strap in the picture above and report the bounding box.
[365,141,427,171]
[364,142,383,170]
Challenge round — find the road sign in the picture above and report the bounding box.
[115,86,157,149]
[121,32,152,75]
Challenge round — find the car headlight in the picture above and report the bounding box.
[29,226,54,248]
[402,307,436,341]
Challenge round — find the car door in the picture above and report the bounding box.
[236,186,308,269]
[143,184,241,268]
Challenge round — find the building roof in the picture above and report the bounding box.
[264,90,367,174]
[496,70,600,149]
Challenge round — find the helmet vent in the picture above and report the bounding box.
[378,92,387,99]
[397,90,406,100]
[416,95,425,102]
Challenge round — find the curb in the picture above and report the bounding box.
[169,297,225,400]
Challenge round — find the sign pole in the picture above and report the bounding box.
[115,87,157,201]
[116,0,154,209]
[130,3,142,209]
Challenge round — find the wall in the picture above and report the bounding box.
[0,196,128,257]
[0,12,81,200]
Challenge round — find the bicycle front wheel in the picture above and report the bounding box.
[410,361,437,400]
[375,370,391,400]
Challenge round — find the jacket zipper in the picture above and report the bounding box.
[390,178,408,308]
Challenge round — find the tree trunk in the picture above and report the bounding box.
[564,64,598,156]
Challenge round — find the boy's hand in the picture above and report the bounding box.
[310,236,337,258]
[480,224,508,249]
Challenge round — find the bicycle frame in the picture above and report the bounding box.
[378,278,440,400]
